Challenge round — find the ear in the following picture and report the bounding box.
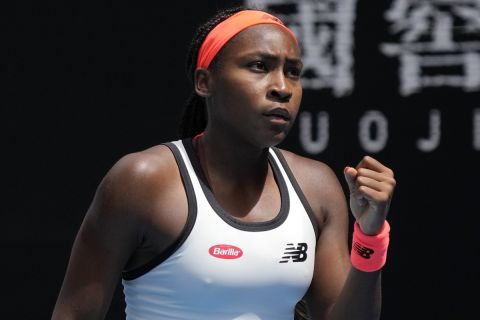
[194,68,213,98]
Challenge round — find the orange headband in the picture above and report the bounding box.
[196,10,298,69]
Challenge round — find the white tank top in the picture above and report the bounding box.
[122,139,318,320]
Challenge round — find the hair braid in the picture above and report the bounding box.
[178,5,248,139]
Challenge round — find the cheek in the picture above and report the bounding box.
[228,79,266,107]
[291,86,303,112]
[297,88,303,106]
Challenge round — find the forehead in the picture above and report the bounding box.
[219,24,301,59]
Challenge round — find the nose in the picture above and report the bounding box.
[267,71,292,103]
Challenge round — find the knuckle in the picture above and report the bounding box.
[390,178,397,187]
[356,176,367,185]
[386,168,394,177]
[378,193,390,203]
[384,185,394,194]
[358,185,367,193]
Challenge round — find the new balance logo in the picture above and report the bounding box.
[353,241,375,259]
[279,243,308,263]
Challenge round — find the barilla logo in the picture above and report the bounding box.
[208,244,243,259]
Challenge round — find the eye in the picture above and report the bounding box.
[248,61,267,72]
[286,66,302,79]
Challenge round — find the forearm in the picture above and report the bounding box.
[325,267,382,320]
[321,219,390,319]
[51,305,104,320]
[51,307,102,320]
[51,289,111,320]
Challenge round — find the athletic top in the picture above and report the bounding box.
[122,139,318,320]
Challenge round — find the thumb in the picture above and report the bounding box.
[343,166,357,194]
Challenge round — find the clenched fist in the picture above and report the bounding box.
[344,156,396,235]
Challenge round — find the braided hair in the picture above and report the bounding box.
[178,5,248,138]
[177,6,311,320]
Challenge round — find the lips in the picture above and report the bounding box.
[264,107,291,121]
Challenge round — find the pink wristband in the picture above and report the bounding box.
[350,220,390,272]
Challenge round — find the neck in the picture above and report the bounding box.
[193,130,271,186]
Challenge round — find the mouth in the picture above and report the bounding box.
[263,108,291,122]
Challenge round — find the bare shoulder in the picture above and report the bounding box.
[93,144,179,219]
[275,148,348,225]
[276,148,341,189]
[106,144,177,186]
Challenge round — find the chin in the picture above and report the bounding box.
[264,130,289,148]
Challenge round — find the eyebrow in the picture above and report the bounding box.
[244,51,303,66]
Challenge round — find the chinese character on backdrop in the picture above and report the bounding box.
[380,0,480,96]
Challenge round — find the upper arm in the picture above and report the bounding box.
[52,149,172,319]
[281,151,351,319]
[306,169,351,319]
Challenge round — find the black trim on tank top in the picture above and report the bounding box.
[183,138,290,232]
[271,147,319,240]
[122,142,198,281]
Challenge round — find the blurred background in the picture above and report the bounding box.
[4,0,480,319]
